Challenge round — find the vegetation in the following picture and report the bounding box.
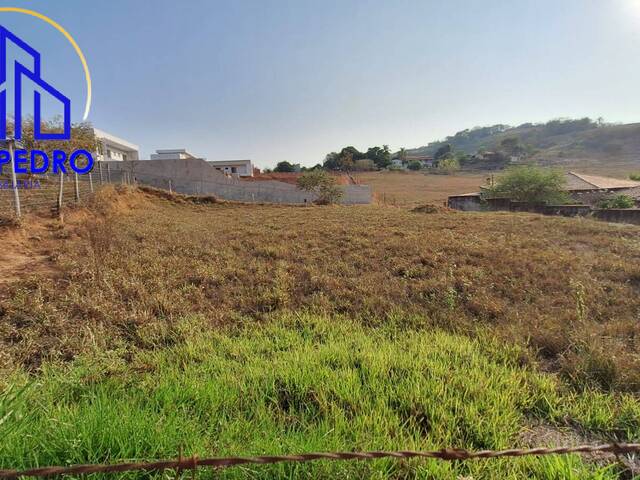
[2,314,637,479]
[406,160,422,171]
[324,145,391,171]
[2,188,640,478]
[408,118,603,157]
[296,170,343,204]
[485,166,569,204]
[598,195,635,209]
[405,118,640,171]
[629,173,640,181]
[274,161,296,173]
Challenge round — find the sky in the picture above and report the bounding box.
[1,0,639,168]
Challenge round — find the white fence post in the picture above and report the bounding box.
[57,172,64,213]
[74,173,80,201]
[8,139,21,218]
[99,161,104,184]
[89,172,94,193]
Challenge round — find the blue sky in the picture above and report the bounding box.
[1,0,639,167]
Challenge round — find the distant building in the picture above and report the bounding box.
[447,171,640,210]
[150,149,198,160]
[406,155,435,168]
[207,159,254,177]
[94,128,139,162]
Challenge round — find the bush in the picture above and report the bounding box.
[274,161,295,173]
[436,156,460,173]
[629,173,640,181]
[407,160,422,171]
[296,170,343,204]
[485,166,569,204]
[598,194,635,209]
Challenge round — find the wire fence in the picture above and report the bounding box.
[0,162,133,220]
[0,443,638,478]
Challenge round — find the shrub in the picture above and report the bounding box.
[296,170,343,204]
[629,173,640,181]
[274,161,295,172]
[436,156,460,173]
[598,194,635,209]
[485,166,569,204]
[407,160,422,171]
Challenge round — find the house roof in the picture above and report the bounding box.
[565,172,640,191]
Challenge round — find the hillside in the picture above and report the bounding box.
[407,119,640,173]
[1,187,640,478]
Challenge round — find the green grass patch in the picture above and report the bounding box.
[1,314,638,479]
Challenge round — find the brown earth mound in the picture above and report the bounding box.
[411,204,455,214]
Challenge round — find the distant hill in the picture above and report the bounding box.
[406,119,640,175]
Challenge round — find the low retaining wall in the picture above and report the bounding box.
[592,208,640,225]
[464,197,640,226]
[101,159,371,205]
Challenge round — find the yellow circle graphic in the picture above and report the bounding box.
[0,7,92,120]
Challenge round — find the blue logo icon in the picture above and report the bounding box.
[0,25,71,141]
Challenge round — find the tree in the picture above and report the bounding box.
[436,156,460,173]
[485,166,569,204]
[366,145,391,169]
[499,137,525,156]
[398,148,407,162]
[598,195,635,209]
[9,117,100,172]
[274,161,295,172]
[407,160,422,171]
[434,144,452,161]
[297,169,343,204]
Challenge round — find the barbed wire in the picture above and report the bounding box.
[0,443,638,478]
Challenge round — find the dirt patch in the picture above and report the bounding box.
[520,421,639,473]
[411,204,455,214]
[0,216,61,287]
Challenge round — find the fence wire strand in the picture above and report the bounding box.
[0,443,638,478]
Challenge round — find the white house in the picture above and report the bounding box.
[94,128,139,161]
[207,159,254,177]
[150,149,198,160]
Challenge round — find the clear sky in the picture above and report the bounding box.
[1,0,639,167]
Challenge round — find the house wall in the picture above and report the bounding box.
[447,195,482,211]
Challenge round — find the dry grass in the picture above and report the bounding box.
[1,186,640,393]
[354,170,487,206]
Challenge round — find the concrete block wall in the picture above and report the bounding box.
[101,159,371,205]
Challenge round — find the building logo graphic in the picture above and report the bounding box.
[0,25,71,140]
[0,10,94,175]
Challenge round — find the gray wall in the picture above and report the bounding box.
[101,159,371,205]
[592,209,640,225]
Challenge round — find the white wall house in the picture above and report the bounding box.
[94,128,139,162]
[207,159,254,177]
[150,149,198,160]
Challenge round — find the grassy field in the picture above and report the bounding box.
[1,186,640,478]
[353,171,486,206]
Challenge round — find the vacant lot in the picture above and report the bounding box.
[354,171,486,206]
[1,187,639,478]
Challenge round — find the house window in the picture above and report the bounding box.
[231,167,237,173]
[122,153,128,161]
